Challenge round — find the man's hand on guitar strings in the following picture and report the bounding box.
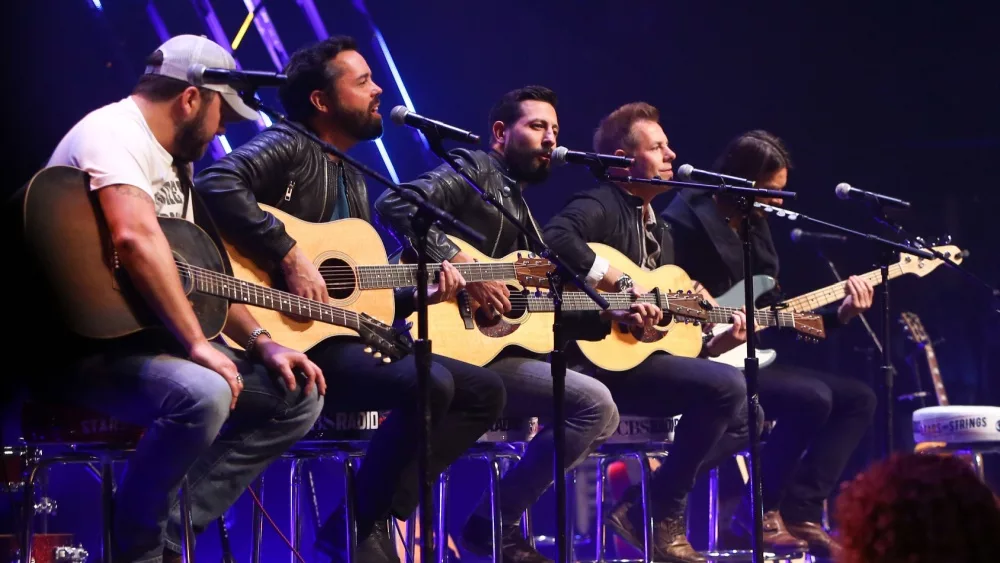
[424,260,467,305]
[838,275,874,324]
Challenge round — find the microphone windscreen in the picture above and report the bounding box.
[550,146,569,166]
[389,105,409,125]
[790,228,803,241]
[187,63,207,85]
[834,183,852,199]
[676,163,694,180]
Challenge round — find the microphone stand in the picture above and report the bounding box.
[234,89,487,563]
[752,201,938,457]
[422,138,609,563]
[606,173,792,563]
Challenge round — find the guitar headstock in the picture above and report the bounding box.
[899,311,930,345]
[662,291,710,322]
[513,254,556,288]
[790,312,826,341]
[896,245,966,278]
[358,313,413,363]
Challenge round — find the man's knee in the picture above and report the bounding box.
[575,378,620,435]
[708,363,748,414]
[845,379,877,420]
[427,363,457,409]
[179,370,232,438]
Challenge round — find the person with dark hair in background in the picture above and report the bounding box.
[662,130,877,558]
[27,35,326,563]
[194,36,506,563]
[834,452,1000,563]
[374,86,621,563]
[542,101,755,563]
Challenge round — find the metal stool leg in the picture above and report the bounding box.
[436,470,449,563]
[101,459,115,563]
[594,456,607,563]
[218,512,235,563]
[637,453,654,563]
[19,461,42,563]
[180,476,195,563]
[345,455,360,563]
[707,466,719,554]
[565,467,577,560]
[251,472,266,563]
[305,464,323,539]
[290,458,303,563]
[488,454,502,563]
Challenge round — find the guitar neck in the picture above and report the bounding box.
[518,292,788,327]
[356,263,517,289]
[178,262,362,330]
[922,344,950,406]
[784,264,905,312]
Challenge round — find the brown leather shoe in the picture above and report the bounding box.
[731,509,808,555]
[785,520,842,558]
[604,490,705,563]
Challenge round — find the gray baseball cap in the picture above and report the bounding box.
[143,34,260,122]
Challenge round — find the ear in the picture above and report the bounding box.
[179,86,201,118]
[612,148,631,173]
[491,120,506,145]
[309,89,330,115]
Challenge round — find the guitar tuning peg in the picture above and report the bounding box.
[382,357,391,364]
[373,352,383,359]
[364,347,373,354]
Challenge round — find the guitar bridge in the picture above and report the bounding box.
[457,290,474,330]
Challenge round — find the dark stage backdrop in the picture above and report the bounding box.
[4,0,998,559]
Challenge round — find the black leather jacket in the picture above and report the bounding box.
[373,148,545,261]
[543,181,676,277]
[194,122,371,274]
[194,123,417,319]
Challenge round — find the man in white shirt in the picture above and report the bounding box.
[41,35,325,563]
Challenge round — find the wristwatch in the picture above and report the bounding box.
[614,273,634,292]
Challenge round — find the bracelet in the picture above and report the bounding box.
[245,327,271,354]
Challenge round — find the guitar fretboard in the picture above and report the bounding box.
[784,265,904,312]
[923,345,949,406]
[326,263,519,290]
[176,261,361,329]
[513,291,799,328]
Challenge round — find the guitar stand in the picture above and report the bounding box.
[421,136,609,563]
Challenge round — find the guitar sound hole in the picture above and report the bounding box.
[319,258,357,300]
[472,286,526,335]
[174,252,194,295]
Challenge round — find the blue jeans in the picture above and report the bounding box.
[64,338,323,563]
[470,355,620,525]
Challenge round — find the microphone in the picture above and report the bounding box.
[677,164,755,187]
[550,147,634,168]
[790,228,848,243]
[389,106,480,144]
[187,64,286,87]
[835,183,911,208]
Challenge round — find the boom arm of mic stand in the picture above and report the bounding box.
[604,174,794,201]
[237,92,487,246]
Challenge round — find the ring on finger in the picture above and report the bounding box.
[236,374,244,385]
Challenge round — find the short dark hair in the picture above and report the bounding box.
[488,85,557,131]
[713,130,792,183]
[279,36,358,123]
[592,102,660,155]
[133,51,216,103]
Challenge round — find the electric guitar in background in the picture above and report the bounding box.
[222,203,554,352]
[18,166,412,362]
[900,311,949,407]
[408,240,825,370]
[709,244,966,370]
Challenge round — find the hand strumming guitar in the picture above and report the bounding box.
[281,243,329,303]
[450,251,511,319]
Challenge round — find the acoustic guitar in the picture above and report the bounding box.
[222,203,554,352]
[18,166,411,361]
[404,240,824,369]
[708,244,966,370]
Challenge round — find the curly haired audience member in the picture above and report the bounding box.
[834,452,1000,563]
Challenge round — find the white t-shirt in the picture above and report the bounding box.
[47,96,195,221]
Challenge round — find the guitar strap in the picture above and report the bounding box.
[175,160,193,221]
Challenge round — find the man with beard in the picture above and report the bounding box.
[193,36,506,563]
[36,35,326,562]
[374,86,621,563]
[542,102,755,563]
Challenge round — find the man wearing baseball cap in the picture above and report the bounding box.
[40,34,326,562]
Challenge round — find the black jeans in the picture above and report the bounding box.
[310,338,506,541]
[595,353,752,519]
[757,364,876,522]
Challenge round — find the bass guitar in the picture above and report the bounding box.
[708,244,966,369]
[222,204,554,352]
[405,240,824,369]
[19,166,410,361]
